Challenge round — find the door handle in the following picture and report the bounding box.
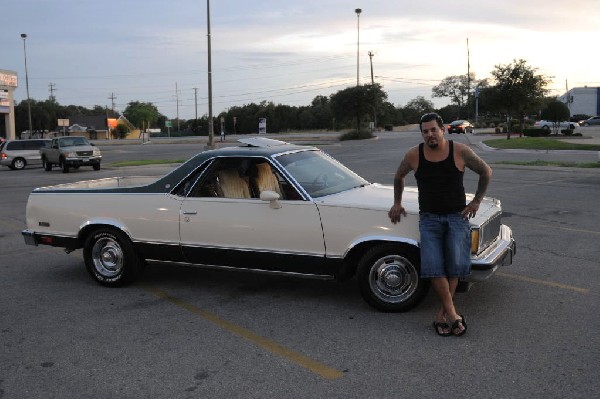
[182,211,197,215]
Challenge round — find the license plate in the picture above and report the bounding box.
[82,158,89,162]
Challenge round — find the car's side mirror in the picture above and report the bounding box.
[260,190,281,209]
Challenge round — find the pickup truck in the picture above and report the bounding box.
[22,138,515,313]
[40,136,102,173]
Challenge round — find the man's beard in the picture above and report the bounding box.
[427,141,438,149]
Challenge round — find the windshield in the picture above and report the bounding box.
[275,150,369,198]
[59,137,90,147]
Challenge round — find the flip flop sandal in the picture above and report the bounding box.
[451,315,467,336]
[433,321,453,337]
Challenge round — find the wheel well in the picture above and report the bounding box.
[338,240,420,281]
[78,224,131,246]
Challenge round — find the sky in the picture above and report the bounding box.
[2,0,599,121]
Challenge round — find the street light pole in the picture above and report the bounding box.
[206,0,214,148]
[20,33,33,136]
[355,8,362,86]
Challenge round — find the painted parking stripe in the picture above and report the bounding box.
[497,272,589,294]
[142,284,344,380]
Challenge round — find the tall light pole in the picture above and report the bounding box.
[20,33,33,135]
[206,0,214,148]
[355,8,362,86]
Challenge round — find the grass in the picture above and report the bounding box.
[110,159,185,167]
[483,137,600,151]
[495,160,600,168]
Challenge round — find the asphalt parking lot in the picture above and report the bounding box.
[1,133,599,398]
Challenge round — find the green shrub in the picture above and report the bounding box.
[384,124,393,131]
[339,130,375,141]
[523,128,550,137]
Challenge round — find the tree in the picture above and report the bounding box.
[487,59,550,138]
[329,84,387,132]
[400,96,435,124]
[431,74,474,114]
[541,100,570,134]
[122,101,161,129]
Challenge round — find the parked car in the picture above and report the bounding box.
[40,136,102,173]
[447,120,474,134]
[22,137,515,312]
[0,139,51,170]
[579,116,600,126]
[533,120,579,130]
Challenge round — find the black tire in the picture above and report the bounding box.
[43,157,52,171]
[60,158,70,173]
[83,228,143,286]
[93,163,101,171]
[357,243,429,312]
[542,125,550,130]
[12,157,26,170]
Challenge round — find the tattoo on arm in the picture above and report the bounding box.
[393,158,412,203]
[462,147,492,202]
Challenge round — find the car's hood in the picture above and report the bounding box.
[314,183,419,212]
[63,145,96,151]
[313,183,498,216]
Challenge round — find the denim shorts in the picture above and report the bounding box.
[418,212,471,278]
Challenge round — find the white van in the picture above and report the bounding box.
[0,139,52,170]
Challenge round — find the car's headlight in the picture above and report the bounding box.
[93,149,101,156]
[66,151,77,157]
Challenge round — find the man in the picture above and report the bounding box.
[388,113,492,337]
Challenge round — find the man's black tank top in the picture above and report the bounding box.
[414,140,466,214]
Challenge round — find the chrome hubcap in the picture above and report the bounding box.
[92,237,123,277]
[369,255,418,303]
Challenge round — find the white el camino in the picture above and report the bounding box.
[23,137,515,312]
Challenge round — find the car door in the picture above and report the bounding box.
[178,156,328,276]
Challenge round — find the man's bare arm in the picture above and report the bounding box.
[389,153,415,224]
[462,146,492,203]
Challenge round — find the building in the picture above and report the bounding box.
[0,69,18,140]
[559,86,600,117]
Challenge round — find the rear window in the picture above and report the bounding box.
[6,141,24,150]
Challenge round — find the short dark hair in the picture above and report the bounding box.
[420,112,444,131]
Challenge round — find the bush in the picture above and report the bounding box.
[384,124,394,131]
[523,128,550,137]
[339,130,375,141]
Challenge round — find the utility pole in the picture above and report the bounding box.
[175,82,180,132]
[466,38,471,119]
[108,93,117,115]
[206,0,215,148]
[193,87,199,120]
[48,83,56,102]
[368,51,374,84]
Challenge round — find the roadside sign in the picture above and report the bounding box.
[165,120,172,128]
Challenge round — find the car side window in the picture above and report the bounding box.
[187,157,303,200]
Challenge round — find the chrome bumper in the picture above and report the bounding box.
[466,224,516,282]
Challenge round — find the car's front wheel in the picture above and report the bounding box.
[60,158,69,173]
[93,163,101,171]
[83,228,143,287]
[357,243,428,312]
[43,157,52,171]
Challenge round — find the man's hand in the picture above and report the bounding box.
[461,200,480,220]
[388,203,407,224]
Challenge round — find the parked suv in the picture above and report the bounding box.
[0,139,52,170]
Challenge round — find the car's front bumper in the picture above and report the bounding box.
[65,156,102,166]
[466,224,516,282]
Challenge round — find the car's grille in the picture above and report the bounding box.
[480,212,502,251]
[76,151,93,156]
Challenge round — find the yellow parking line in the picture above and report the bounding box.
[497,272,589,294]
[142,284,344,380]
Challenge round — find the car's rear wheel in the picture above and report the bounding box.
[12,157,26,170]
[43,157,52,171]
[83,228,143,287]
[542,125,550,130]
[357,243,429,312]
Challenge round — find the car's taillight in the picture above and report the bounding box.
[1,153,6,160]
